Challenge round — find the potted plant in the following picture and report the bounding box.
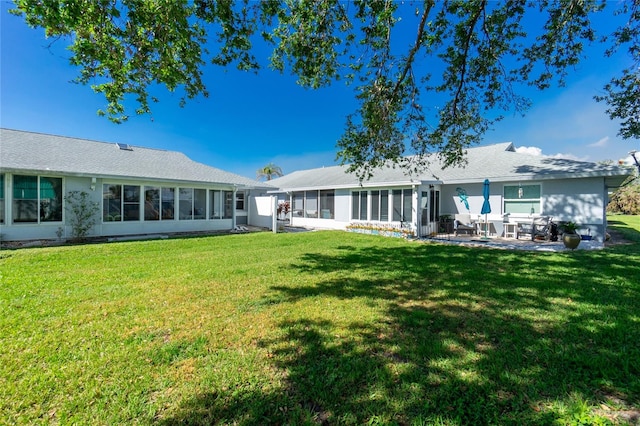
[561,221,581,250]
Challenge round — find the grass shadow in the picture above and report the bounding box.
[160,235,640,424]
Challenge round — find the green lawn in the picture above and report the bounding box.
[1,216,639,425]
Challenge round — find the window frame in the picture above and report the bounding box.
[235,191,245,211]
[12,175,63,224]
[352,190,369,221]
[503,183,542,215]
[319,190,334,219]
[103,184,142,222]
[305,191,318,218]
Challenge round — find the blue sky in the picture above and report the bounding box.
[2,2,638,179]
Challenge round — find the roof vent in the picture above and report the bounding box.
[116,142,133,151]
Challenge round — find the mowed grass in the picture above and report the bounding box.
[1,216,639,425]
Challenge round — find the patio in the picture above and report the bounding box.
[424,234,604,252]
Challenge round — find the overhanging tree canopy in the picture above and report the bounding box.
[10,0,640,180]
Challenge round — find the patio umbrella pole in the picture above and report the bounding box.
[481,179,491,240]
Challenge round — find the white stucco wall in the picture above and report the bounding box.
[0,174,239,241]
[440,177,608,241]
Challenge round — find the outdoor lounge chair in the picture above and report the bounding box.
[517,216,556,241]
[454,214,477,236]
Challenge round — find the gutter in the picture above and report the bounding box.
[266,179,441,193]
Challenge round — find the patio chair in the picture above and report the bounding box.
[454,214,477,236]
[518,216,555,241]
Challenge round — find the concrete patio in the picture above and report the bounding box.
[423,234,604,252]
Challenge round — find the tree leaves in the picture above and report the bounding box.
[9,0,639,179]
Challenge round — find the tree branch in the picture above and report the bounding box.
[451,0,486,116]
[392,2,432,98]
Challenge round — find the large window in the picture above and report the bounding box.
[319,190,335,219]
[194,189,206,219]
[352,191,368,220]
[179,188,193,220]
[403,189,413,222]
[208,190,233,219]
[504,184,541,214]
[380,190,389,221]
[209,190,222,219]
[144,187,160,220]
[103,184,121,221]
[13,175,63,223]
[290,190,335,219]
[123,185,140,221]
[103,184,140,221]
[368,190,390,222]
[178,188,206,220]
[392,189,412,223]
[161,188,175,220]
[371,190,380,221]
[392,190,402,222]
[292,192,304,217]
[305,191,318,218]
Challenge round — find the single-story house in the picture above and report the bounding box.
[268,142,633,242]
[1,129,633,243]
[0,128,274,241]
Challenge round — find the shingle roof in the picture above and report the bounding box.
[269,142,632,190]
[0,128,266,188]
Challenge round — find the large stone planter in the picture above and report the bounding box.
[563,233,581,250]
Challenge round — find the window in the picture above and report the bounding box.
[504,184,541,214]
[319,190,334,219]
[289,190,334,219]
[351,192,358,220]
[368,190,389,222]
[179,188,193,220]
[392,190,402,222]
[145,187,160,220]
[380,190,389,221]
[103,184,140,221]
[352,191,368,220]
[0,174,4,223]
[403,189,413,222]
[13,175,62,223]
[161,188,175,220]
[292,192,304,217]
[194,189,206,220]
[392,189,412,223]
[235,192,245,210]
[123,185,140,221]
[371,190,380,221]
[305,191,318,218]
[209,190,222,219]
[103,184,121,221]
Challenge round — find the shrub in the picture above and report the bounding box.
[64,191,99,241]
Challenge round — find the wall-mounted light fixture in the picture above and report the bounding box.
[518,183,523,199]
[90,177,96,191]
